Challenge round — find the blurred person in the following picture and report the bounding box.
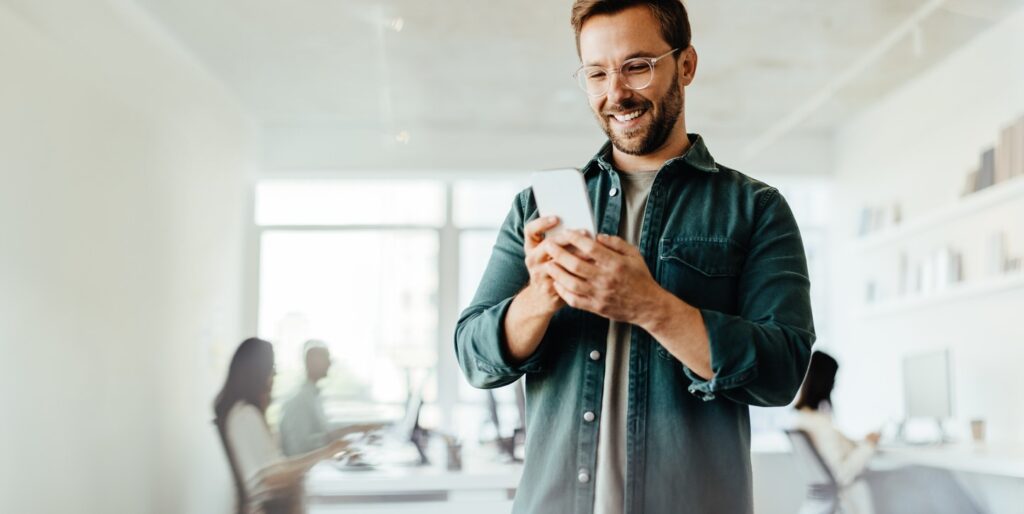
[455,1,815,512]
[213,338,349,514]
[794,350,982,514]
[794,351,879,513]
[279,340,381,457]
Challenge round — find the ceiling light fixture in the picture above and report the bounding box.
[389,17,405,32]
[395,131,410,144]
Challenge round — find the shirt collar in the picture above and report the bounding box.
[583,133,719,176]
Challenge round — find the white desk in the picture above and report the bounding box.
[305,456,522,514]
[872,442,1024,478]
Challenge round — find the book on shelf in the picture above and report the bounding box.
[1012,115,1024,179]
[975,147,995,191]
[996,123,1012,184]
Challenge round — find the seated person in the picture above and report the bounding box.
[214,338,349,514]
[794,350,981,514]
[279,340,380,457]
[793,351,879,513]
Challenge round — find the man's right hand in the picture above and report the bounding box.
[522,216,566,313]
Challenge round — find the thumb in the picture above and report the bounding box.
[597,233,635,255]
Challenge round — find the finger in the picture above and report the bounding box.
[525,243,553,267]
[596,234,638,256]
[560,230,615,260]
[546,239,600,278]
[545,261,593,296]
[524,216,560,244]
[552,280,590,311]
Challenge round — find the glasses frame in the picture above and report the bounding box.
[573,48,681,98]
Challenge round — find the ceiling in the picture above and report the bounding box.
[134,0,1024,172]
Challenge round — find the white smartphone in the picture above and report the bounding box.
[530,168,596,237]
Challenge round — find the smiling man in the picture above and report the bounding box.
[455,1,815,513]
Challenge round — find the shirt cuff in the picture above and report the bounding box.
[468,296,546,376]
[682,309,759,401]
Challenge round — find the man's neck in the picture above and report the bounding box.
[611,123,691,173]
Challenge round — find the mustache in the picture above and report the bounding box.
[603,99,652,116]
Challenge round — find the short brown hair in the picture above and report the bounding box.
[570,0,691,56]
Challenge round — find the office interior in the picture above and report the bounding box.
[2,0,1023,513]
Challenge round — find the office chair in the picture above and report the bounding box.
[215,420,251,514]
[215,421,299,514]
[785,429,843,514]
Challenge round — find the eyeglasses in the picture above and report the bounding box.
[573,48,680,98]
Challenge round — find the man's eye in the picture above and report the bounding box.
[624,62,649,74]
[586,70,607,80]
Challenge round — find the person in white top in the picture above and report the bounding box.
[793,351,982,514]
[793,351,879,514]
[213,338,350,514]
[279,340,381,457]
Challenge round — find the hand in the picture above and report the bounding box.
[522,216,567,313]
[865,432,882,446]
[543,231,667,327]
[326,437,350,458]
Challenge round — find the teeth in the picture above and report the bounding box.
[613,110,643,122]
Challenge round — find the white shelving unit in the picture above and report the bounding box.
[854,177,1024,319]
[861,272,1024,318]
[853,176,1024,252]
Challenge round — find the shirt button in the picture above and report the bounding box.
[609,187,619,197]
[589,350,601,361]
[578,470,590,483]
[583,411,596,422]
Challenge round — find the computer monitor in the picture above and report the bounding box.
[903,349,952,421]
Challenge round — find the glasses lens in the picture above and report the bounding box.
[621,59,654,90]
[577,66,609,96]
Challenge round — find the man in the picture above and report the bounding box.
[278,340,378,457]
[454,1,815,513]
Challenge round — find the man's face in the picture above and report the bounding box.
[578,5,692,156]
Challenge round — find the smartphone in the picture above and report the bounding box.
[530,168,596,237]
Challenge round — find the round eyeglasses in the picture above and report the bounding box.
[573,48,680,98]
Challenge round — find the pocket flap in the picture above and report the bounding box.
[659,237,745,277]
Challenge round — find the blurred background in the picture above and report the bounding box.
[1,0,1022,513]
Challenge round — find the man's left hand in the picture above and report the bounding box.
[542,230,667,327]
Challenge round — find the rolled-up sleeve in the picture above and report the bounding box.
[683,188,815,406]
[454,191,547,389]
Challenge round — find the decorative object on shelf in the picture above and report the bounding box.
[986,232,1007,276]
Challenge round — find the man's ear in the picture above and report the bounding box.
[678,46,698,86]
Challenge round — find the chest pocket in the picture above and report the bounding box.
[658,237,746,309]
[655,237,746,360]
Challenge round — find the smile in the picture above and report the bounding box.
[609,109,646,124]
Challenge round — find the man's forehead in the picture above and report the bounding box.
[578,6,669,66]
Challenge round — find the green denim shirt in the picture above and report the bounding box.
[455,134,815,514]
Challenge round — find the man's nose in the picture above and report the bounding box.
[605,72,632,106]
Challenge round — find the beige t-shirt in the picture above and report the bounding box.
[594,169,658,514]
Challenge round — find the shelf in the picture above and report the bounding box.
[861,272,1024,319]
[854,177,1024,251]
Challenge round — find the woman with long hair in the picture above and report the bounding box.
[214,338,348,514]
[793,350,981,514]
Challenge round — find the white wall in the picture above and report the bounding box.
[827,6,1024,444]
[0,1,254,513]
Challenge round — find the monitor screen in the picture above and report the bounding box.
[903,349,952,420]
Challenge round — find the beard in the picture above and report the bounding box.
[596,69,683,156]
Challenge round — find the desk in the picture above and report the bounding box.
[305,456,522,514]
[872,443,1024,478]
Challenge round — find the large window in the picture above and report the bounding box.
[255,177,526,430]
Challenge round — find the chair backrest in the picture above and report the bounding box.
[785,429,839,499]
[215,420,248,514]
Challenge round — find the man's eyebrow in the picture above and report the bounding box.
[583,51,661,67]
